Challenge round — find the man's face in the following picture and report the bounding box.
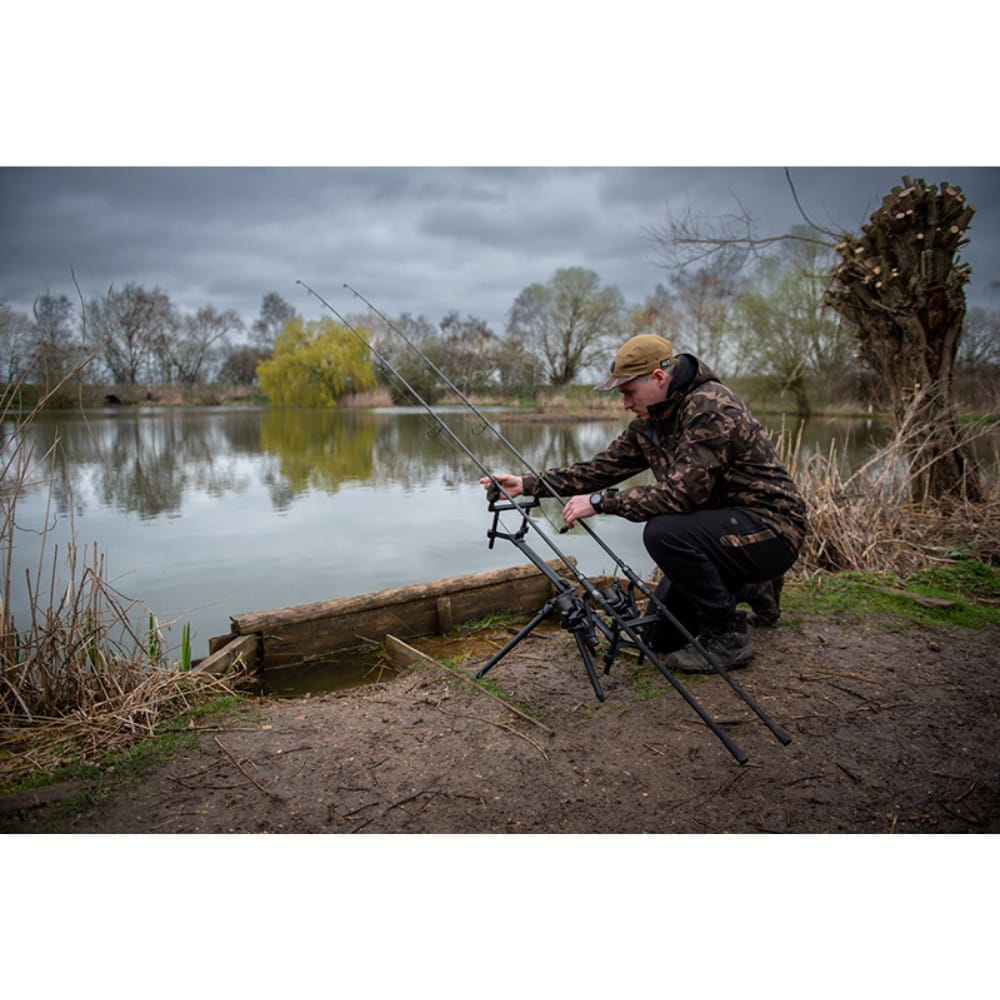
[618,368,670,418]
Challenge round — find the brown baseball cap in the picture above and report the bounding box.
[595,334,675,391]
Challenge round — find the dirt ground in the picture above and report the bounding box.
[6,610,1000,834]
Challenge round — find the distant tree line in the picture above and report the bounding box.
[3,252,997,414]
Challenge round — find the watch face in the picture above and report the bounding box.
[590,492,602,509]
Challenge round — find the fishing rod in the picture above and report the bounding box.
[297,279,751,764]
[343,284,791,748]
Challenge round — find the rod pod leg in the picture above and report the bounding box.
[475,600,556,680]
[570,628,605,701]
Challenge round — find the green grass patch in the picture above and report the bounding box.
[439,651,473,669]
[113,694,252,776]
[626,660,670,702]
[454,610,529,633]
[784,556,1000,628]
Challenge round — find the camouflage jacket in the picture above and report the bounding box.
[521,355,808,554]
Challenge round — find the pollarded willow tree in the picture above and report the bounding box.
[824,177,982,502]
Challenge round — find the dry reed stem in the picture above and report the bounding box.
[787,399,1000,577]
[2,355,252,790]
[0,664,247,787]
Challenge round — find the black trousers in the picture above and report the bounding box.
[642,507,799,651]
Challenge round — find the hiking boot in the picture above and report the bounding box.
[735,576,783,628]
[664,612,754,674]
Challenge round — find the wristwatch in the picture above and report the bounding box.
[589,491,604,513]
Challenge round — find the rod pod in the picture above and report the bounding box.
[297,280,751,764]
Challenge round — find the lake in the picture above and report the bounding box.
[6,405,891,662]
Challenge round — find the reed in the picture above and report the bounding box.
[1,365,245,789]
[782,400,999,578]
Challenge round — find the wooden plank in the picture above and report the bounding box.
[231,559,580,664]
[232,558,575,634]
[383,633,439,671]
[207,633,235,654]
[252,571,561,661]
[193,633,260,676]
[868,585,956,609]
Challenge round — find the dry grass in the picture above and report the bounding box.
[784,409,1000,577]
[0,536,248,787]
[2,365,246,789]
[0,662,248,787]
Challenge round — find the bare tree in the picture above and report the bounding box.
[667,253,745,373]
[730,231,855,419]
[216,345,272,386]
[507,267,624,386]
[955,307,1000,412]
[169,306,243,383]
[494,328,545,393]
[363,311,445,404]
[87,284,177,385]
[32,292,81,392]
[438,311,499,392]
[0,304,34,383]
[250,292,296,350]
[628,284,677,339]
[649,172,984,502]
[957,307,1000,372]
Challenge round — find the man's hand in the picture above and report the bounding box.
[561,494,596,529]
[480,474,524,501]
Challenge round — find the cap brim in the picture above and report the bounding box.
[594,373,635,391]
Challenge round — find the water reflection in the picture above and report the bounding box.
[16,408,902,517]
[23,408,260,520]
[6,407,925,659]
[259,409,377,503]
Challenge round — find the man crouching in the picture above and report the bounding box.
[482,334,808,673]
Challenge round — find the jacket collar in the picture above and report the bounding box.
[647,354,701,421]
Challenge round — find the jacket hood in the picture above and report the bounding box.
[648,354,719,419]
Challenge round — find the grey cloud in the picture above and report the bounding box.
[2,166,997,343]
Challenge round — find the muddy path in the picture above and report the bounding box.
[10,610,998,835]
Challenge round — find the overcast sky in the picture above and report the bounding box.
[2,166,998,341]
[3,7,998,347]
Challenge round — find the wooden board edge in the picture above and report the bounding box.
[193,633,260,676]
[231,557,576,634]
[382,633,438,671]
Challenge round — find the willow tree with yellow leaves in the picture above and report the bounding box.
[825,178,982,502]
[256,316,378,407]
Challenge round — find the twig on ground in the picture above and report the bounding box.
[213,736,282,800]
